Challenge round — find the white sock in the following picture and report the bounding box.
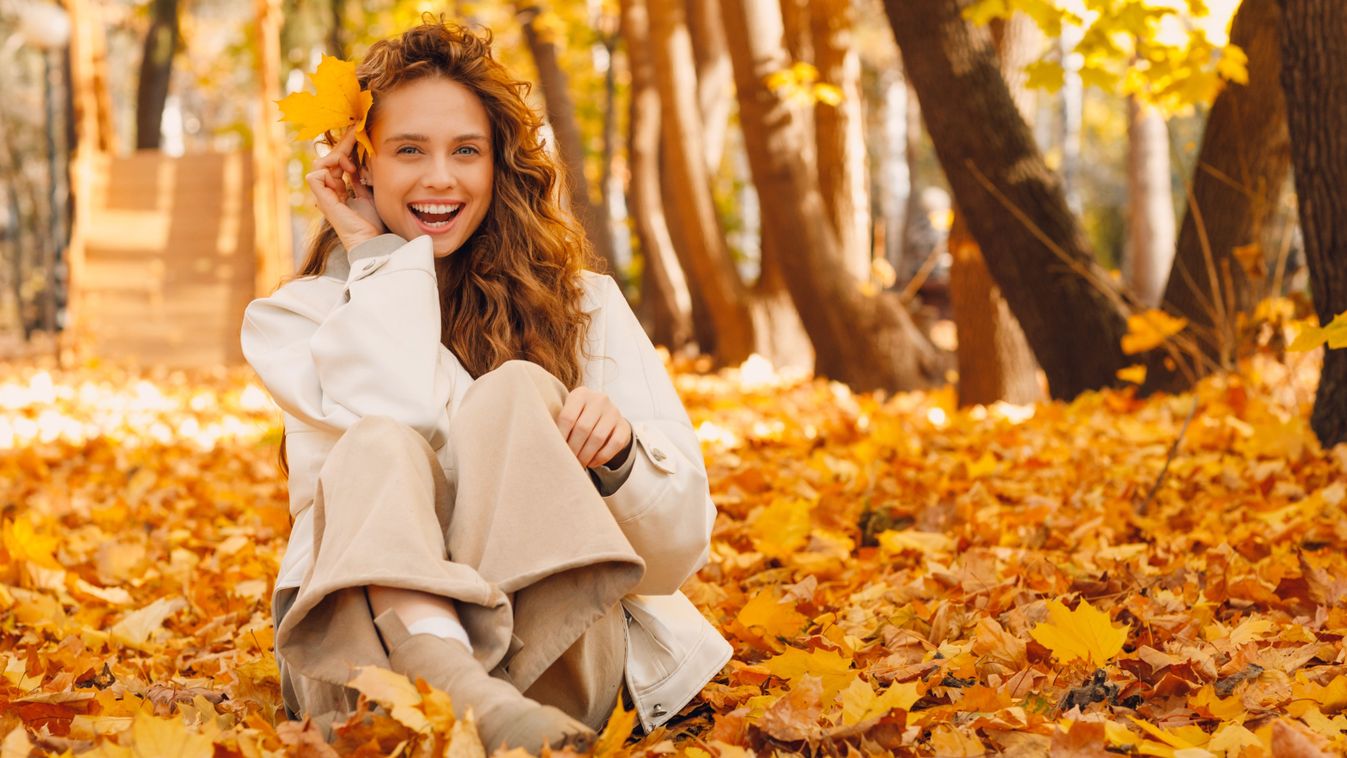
[405,615,473,652]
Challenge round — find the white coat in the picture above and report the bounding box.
[240,233,731,732]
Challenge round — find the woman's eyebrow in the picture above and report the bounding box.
[381,132,488,144]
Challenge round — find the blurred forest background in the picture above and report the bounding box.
[1,0,1343,438]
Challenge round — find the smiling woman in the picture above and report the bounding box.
[240,17,729,756]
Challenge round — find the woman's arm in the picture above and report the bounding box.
[240,234,456,446]
[594,276,717,595]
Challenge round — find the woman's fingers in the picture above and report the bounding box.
[592,421,632,469]
[567,401,606,461]
[557,389,633,468]
[576,407,619,467]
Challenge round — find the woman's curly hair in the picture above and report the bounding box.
[295,18,595,390]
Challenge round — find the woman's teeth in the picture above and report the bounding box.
[409,202,463,228]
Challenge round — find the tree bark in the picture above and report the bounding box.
[1126,97,1176,307]
[650,0,756,364]
[327,0,347,58]
[686,0,734,174]
[951,14,1043,407]
[621,0,694,348]
[1280,0,1347,447]
[134,0,180,151]
[1148,0,1290,391]
[519,4,622,278]
[253,0,293,295]
[884,0,1128,400]
[809,0,869,280]
[62,0,113,345]
[722,0,940,392]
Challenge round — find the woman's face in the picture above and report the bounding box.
[364,76,494,258]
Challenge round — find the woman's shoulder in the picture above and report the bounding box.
[577,269,619,314]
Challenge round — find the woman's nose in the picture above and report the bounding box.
[422,156,456,188]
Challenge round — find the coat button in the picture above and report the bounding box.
[650,449,667,462]
[651,704,667,718]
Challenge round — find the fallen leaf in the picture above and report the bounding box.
[347,666,430,733]
[1030,600,1128,667]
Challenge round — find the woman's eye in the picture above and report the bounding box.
[456,145,480,156]
[397,146,421,155]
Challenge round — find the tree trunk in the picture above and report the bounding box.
[1280,0,1347,447]
[686,0,734,174]
[1125,97,1176,307]
[253,0,293,294]
[878,69,909,280]
[62,0,113,345]
[650,0,756,364]
[1148,0,1290,391]
[135,0,180,151]
[621,0,694,349]
[951,14,1043,407]
[809,0,869,280]
[884,0,1128,400]
[722,0,940,392]
[327,0,347,58]
[950,213,1042,403]
[1058,23,1083,212]
[519,5,622,278]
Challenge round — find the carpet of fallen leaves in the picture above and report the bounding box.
[1,350,1345,757]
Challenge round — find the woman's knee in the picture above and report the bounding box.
[329,415,432,466]
[466,360,567,408]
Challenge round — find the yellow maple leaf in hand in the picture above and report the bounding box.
[1121,309,1188,355]
[1029,599,1128,667]
[277,55,374,159]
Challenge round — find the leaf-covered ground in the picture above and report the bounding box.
[0,352,1344,756]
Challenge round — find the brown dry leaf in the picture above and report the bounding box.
[1050,720,1111,757]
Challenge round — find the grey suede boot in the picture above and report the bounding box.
[372,609,596,753]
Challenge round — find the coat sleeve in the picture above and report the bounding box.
[596,276,716,595]
[239,234,455,446]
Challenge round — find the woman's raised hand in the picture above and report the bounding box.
[306,127,385,253]
[556,387,633,469]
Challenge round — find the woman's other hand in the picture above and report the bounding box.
[556,387,633,469]
[306,127,385,253]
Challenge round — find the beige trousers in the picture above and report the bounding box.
[271,360,646,732]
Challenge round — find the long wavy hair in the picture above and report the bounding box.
[300,19,595,385]
[280,19,597,477]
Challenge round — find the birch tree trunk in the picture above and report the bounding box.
[1125,97,1176,307]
